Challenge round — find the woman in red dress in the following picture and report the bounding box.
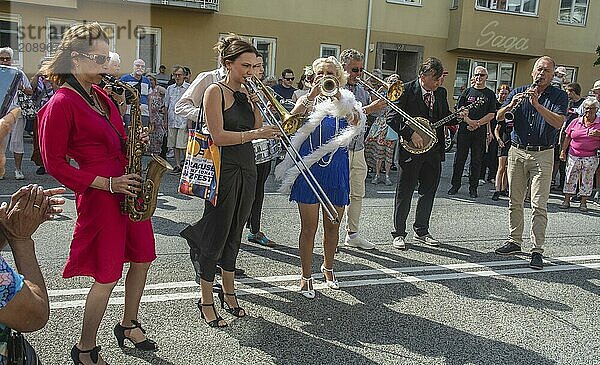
[38,23,157,365]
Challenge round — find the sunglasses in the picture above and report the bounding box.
[284,77,295,81]
[78,52,110,65]
[0,57,11,62]
[351,67,364,73]
[474,73,487,77]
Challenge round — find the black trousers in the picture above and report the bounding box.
[451,131,486,192]
[393,149,441,238]
[247,161,271,234]
[480,138,498,181]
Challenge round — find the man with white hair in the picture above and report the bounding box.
[0,46,32,180]
[119,58,151,126]
[107,51,121,77]
[448,65,496,198]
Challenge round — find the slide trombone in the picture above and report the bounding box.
[246,75,340,224]
[357,70,439,154]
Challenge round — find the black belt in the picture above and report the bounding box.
[511,142,554,152]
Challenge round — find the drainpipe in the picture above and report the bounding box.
[364,0,373,69]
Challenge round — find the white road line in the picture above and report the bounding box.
[48,254,600,297]
[49,259,600,309]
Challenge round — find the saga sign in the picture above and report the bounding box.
[476,20,529,53]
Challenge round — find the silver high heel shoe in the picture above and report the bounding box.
[299,276,315,299]
[320,265,340,289]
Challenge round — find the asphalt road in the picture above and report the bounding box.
[2,138,599,365]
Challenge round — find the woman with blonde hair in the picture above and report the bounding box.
[275,56,365,298]
[38,22,158,364]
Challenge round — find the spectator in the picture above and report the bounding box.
[272,68,297,111]
[107,52,121,77]
[155,64,170,87]
[120,58,151,127]
[146,74,167,155]
[291,66,314,103]
[165,66,190,173]
[551,66,567,89]
[492,84,511,200]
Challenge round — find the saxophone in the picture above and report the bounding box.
[101,74,173,222]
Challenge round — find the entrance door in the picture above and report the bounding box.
[375,42,423,82]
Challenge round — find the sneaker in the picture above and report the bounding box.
[371,175,380,184]
[447,186,459,195]
[495,241,522,255]
[247,231,276,247]
[413,234,440,246]
[529,252,543,270]
[384,176,392,186]
[345,234,375,250]
[392,236,406,250]
[35,166,46,175]
[491,191,501,201]
[14,170,24,180]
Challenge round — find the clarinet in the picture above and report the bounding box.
[504,76,542,122]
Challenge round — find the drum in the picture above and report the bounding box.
[252,138,282,165]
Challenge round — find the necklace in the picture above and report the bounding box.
[309,116,340,168]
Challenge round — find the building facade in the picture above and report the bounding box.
[2,0,599,101]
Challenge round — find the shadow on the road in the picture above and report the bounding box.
[120,347,177,365]
[151,216,189,237]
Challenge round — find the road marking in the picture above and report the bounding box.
[49,255,600,309]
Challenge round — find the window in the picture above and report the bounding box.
[562,66,578,83]
[320,44,340,59]
[476,0,538,15]
[387,0,421,5]
[218,33,277,77]
[0,13,22,66]
[453,58,515,97]
[451,0,460,9]
[136,26,161,73]
[558,0,588,25]
[47,19,116,56]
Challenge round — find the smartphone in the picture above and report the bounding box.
[0,65,22,117]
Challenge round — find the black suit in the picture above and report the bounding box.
[386,80,450,238]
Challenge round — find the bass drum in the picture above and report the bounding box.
[252,138,282,165]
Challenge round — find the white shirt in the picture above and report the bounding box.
[165,82,190,129]
[175,67,226,122]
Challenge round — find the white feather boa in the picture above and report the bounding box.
[274,88,366,194]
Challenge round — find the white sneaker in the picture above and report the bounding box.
[345,234,375,250]
[14,170,24,180]
[392,236,406,250]
[413,234,440,246]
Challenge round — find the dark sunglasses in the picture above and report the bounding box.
[0,56,11,62]
[284,77,295,81]
[351,67,364,73]
[78,52,110,65]
[474,73,487,77]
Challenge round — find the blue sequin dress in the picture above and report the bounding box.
[0,254,24,363]
[290,115,350,206]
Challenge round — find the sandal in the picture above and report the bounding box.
[299,277,315,299]
[197,300,227,328]
[113,320,158,351]
[320,265,340,289]
[218,292,247,317]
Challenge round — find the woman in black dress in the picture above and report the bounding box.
[180,35,280,327]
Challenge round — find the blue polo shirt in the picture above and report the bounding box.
[503,84,568,146]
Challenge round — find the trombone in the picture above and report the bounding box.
[246,75,340,224]
[356,70,439,154]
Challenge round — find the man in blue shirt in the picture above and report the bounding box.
[120,58,151,127]
[494,56,568,270]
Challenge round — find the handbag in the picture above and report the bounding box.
[178,105,221,206]
[1,327,41,365]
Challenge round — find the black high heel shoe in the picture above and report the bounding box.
[70,344,108,364]
[218,291,246,318]
[197,300,227,328]
[113,320,158,351]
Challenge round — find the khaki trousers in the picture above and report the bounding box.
[507,146,554,253]
[347,149,367,233]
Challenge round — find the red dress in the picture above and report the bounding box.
[38,86,156,284]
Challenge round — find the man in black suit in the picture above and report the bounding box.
[386,57,451,249]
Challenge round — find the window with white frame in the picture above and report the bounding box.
[0,13,22,66]
[218,34,277,77]
[47,19,116,56]
[137,26,161,73]
[453,58,515,97]
[387,0,422,5]
[320,44,340,59]
[476,0,538,15]
[562,66,578,83]
[558,0,588,25]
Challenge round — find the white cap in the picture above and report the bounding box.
[555,66,567,76]
[592,80,600,91]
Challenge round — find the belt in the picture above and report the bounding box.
[511,142,554,152]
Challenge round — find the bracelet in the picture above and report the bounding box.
[302,97,313,108]
[108,177,115,194]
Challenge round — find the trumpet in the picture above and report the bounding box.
[319,75,339,97]
[504,76,542,122]
[356,70,438,154]
[246,75,340,224]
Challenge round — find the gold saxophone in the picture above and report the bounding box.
[101,74,173,222]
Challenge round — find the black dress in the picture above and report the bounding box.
[181,83,257,282]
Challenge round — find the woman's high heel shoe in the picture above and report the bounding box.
[197,300,227,328]
[218,291,247,317]
[70,344,108,365]
[114,320,158,351]
[299,276,315,299]
[321,265,340,289]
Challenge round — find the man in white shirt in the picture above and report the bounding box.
[165,66,190,173]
